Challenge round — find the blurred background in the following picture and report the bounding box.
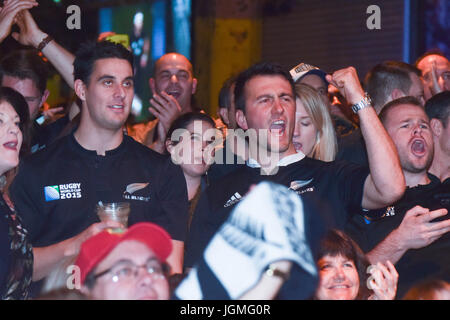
[0,0,448,121]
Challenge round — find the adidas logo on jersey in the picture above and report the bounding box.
[385,206,395,217]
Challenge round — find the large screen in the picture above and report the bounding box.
[99,0,191,123]
[421,0,449,57]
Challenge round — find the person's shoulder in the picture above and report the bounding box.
[21,134,71,167]
[289,156,328,170]
[297,158,368,179]
[216,164,249,181]
[123,135,167,161]
[127,119,158,144]
[206,165,249,195]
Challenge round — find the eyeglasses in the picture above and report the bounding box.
[93,258,170,283]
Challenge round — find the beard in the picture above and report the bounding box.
[400,149,434,174]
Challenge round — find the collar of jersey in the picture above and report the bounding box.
[246,151,305,168]
[69,132,127,157]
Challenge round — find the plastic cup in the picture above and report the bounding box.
[96,202,130,228]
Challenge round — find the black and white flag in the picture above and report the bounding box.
[176,181,318,300]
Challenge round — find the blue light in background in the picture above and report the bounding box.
[403,0,411,63]
[172,0,191,60]
[99,7,113,34]
[151,0,166,60]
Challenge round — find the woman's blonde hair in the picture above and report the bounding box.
[295,83,337,161]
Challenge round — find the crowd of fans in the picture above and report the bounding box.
[0,0,449,300]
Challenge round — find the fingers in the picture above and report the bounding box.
[10,31,18,41]
[150,92,182,130]
[376,261,398,289]
[91,220,124,235]
[148,106,162,119]
[325,74,334,86]
[151,91,181,113]
[384,260,399,281]
[43,107,64,119]
[4,0,37,15]
[423,208,448,223]
[431,60,443,94]
[405,205,428,219]
[368,262,398,300]
[423,226,450,242]
[160,91,182,112]
[325,67,364,104]
[368,265,383,289]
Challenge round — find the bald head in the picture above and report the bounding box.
[150,53,197,112]
[416,54,450,100]
[154,53,193,75]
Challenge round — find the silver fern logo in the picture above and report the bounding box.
[123,183,150,202]
[288,179,313,191]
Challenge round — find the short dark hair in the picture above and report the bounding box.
[415,49,448,67]
[73,40,134,85]
[364,61,421,111]
[0,87,31,156]
[234,62,295,113]
[0,49,49,95]
[378,96,424,126]
[166,112,216,145]
[425,91,450,128]
[218,75,237,110]
[317,229,371,300]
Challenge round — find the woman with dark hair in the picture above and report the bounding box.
[165,112,217,231]
[314,229,398,300]
[0,87,33,299]
[0,85,31,205]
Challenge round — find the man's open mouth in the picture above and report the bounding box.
[269,120,286,136]
[411,138,426,156]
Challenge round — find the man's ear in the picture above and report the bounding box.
[74,79,87,101]
[218,108,230,127]
[391,88,405,100]
[235,109,248,130]
[165,140,174,154]
[430,118,443,137]
[191,78,198,95]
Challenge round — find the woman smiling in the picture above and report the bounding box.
[0,87,33,299]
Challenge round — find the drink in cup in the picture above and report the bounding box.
[96,202,130,229]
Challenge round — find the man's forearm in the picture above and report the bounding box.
[31,31,75,88]
[366,229,407,265]
[167,240,184,274]
[359,106,405,208]
[32,237,75,281]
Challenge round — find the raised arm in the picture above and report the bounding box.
[12,9,75,88]
[326,67,405,209]
[0,0,37,42]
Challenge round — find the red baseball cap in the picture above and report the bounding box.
[75,223,172,284]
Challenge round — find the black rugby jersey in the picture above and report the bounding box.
[11,133,189,246]
[185,153,369,267]
[345,174,450,297]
